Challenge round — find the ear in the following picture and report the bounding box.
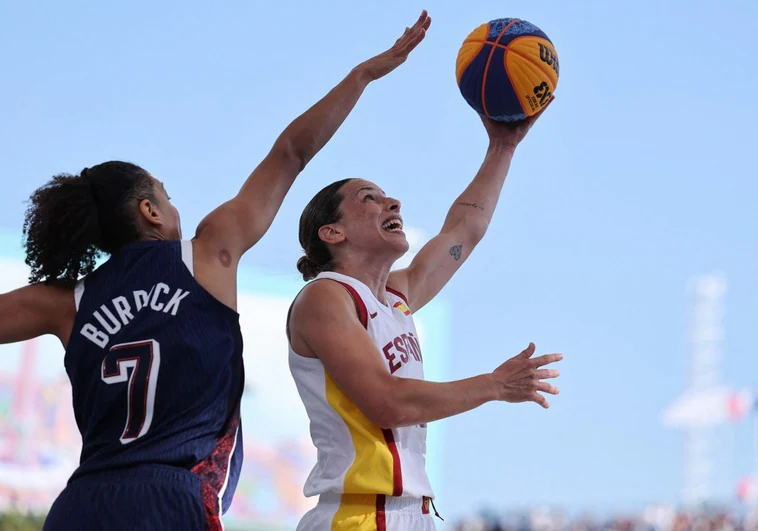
[138,199,164,227]
[318,224,345,245]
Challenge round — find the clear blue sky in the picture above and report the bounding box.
[1,0,757,523]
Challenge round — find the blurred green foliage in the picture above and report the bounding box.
[0,512,45,531]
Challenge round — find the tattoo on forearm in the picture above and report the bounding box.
[457,201,485,211]
[450,245,462,261]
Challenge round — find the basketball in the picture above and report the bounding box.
[456,18,559,122]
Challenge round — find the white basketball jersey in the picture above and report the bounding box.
[288,271,434,499]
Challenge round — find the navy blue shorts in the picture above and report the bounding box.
[43,464,220,531]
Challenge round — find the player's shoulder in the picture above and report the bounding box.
[26,280,75,310]
[296,279,355,310]
[31,280,77,341]
[290,279,363,330]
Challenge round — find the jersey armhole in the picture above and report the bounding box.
[74,280,85,311]
[180,240,194,277]
[334,281,369,329]
[286,279,369,343]
[386,287,409,307]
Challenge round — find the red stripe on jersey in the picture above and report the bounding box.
[190,409,240,531]
[385,287,409,307]
[376,494,387,531]
[381,428,404,496]
[335,281,369,329]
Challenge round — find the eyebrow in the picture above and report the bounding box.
[356,186,385,196]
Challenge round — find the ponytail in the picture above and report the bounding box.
[23,171,101,284]
[22,161,154,284]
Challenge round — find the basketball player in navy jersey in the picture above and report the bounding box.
[0,11,430,530]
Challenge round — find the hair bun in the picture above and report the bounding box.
[296,255,321,282]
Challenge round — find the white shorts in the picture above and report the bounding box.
[296,493,438,531]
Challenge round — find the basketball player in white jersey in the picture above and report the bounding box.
[286,69,560,530]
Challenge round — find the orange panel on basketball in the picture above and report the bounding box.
[455,23,489,83]
[505,36,559,117]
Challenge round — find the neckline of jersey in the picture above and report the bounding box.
[318,271,396,318]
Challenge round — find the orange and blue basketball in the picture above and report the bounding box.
[456,18,559,122]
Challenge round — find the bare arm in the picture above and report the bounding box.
[389,106,552,312]
[289,280,560,429]
[0,283,76,346]
[193,69,370,257]
[194,11,432,260]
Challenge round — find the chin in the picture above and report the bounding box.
[373,231,409,259]
[390,237,410,256]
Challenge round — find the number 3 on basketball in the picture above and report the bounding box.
[101,339,161,445]
[533,82,552,106]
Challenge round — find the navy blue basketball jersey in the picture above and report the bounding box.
[65,240,244,519]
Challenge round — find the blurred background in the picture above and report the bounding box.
[1,0,757,529]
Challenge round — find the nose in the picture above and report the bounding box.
[386,197,401,212]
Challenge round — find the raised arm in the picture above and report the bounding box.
[0,282,76,347]
[388,105,552,312]
[289,280,561,429]
[194,11,432,261]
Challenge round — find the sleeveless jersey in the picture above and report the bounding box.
[288,271,434,499]
[65,240,244,515]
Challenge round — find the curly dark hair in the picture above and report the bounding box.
[296,178,354,281]
[22,161,155,285]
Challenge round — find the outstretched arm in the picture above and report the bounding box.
[289,280,560,429]
[0,283,76,346]
[388,105,552,312]
[195,11,432,259]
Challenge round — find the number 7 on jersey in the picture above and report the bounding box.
[101,339,161,444]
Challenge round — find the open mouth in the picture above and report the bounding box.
[381,218,404,233]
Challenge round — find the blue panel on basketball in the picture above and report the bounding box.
[481,47,523,122]
[486,18,518,40]
[456,47,489,114]
[496,19,552,47]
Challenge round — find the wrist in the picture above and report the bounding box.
[480,372,502,402]
[487,138,518,155]
[350,65,374,87]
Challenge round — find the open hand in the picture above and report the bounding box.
[355,10,431,82]
[492,342,562,409]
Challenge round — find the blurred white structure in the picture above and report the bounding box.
[661,274,727,507]
[685,274,727,506]
[661,275,758,511]
[662,387,752,428]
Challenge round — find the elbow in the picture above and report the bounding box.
[272,136,308,173]
[365,398,414,430]
[357,376,417,429]
[461,216,490,247]
[371,409,399,430]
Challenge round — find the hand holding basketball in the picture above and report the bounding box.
[491,342,562,408]
[355,10,431,82]
[481,96,553,149]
